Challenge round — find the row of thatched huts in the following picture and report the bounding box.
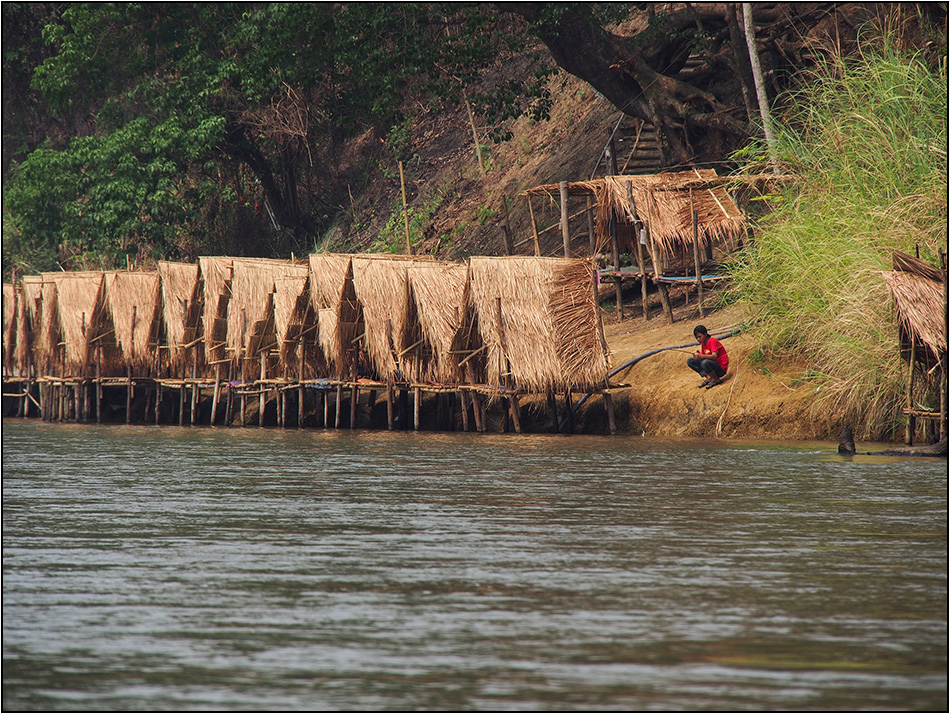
[2,255,610,406]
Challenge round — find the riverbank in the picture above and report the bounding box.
[588,294,839,442]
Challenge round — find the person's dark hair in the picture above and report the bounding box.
[693,325,708,337]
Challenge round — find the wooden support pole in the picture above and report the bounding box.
[126,366,133,424]
[609,211,623,319]
[323,389,330,428]
[387,377,395,430]
[335,383,343,428]
[460,390,470,432]
[259,354,266,427]
[211,364,221,426]
[548,389,560,433]
[905,333,917,446]
[156,384,161,425]
[96,344,102,423]
[646,224,674,323]
[298,335,305,428]
[350,383,358,429]
[626,183,648,319]
[509,393,522,433]
[399,160,413,256]
[563,388,574,434]
[560,180,571,258]
[191,350,199,425]
[587,196,596,255]
[691,190,705,318]
[527,195,541,257]
[179,384,186,426]
[603,389,617,435]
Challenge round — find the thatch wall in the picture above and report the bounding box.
[468,257,609,393]
[15,276,43,375]
[227,258,308,378]
[882,251,946,372]
[309,254,361,378]
[527,170,746,260]
[404,262,468,383]
[33,278,60,375]
[104,271,161,375]
[3,284,15,374]
[275,274,326,379]
[50,271,105,376]
[351,255,433,381]
[198,256,233,370]
[158,261,200,375]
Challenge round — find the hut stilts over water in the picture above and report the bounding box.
[881,250,948,445]
[5,252,626,434]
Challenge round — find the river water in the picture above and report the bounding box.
[2,419,946,711]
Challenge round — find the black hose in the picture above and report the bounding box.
[559,326,745,431]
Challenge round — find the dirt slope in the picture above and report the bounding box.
[581,294,840,441]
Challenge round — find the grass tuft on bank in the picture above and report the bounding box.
[728,36,947,439]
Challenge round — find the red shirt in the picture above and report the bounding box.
[701,336,729,373]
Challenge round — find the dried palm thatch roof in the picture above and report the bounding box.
[3,284,16,373]
[50,271,105,376]
[526,170,746,256]
[309,254,361,377]
[275,274,326,378]
[198,256,233,367]
[351,255,435,380]
[404,262,468,383]
[104,271,161,373]
[33,277,60,375]
[882,251,946,371]
[158,261,200,373]
[15,276,43,374]
[227,258,308,367]
[467,257,609,393]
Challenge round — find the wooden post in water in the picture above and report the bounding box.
[179,383,186,426]
[156,384,162,425]
[560,181,571,258]
[96,343,102,423]
[297,334,305,429]
[459,390,470,432]
[386,376,395,430]
[211,364,221,426]
[905,333,917,445]
[126,365,133,424]
[563,388,574,434]
[335,383,343,428]
[191,350,198,425]
[548,389,560,433]
[509,393,522,433]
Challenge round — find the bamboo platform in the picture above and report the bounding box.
[2,374,627,435]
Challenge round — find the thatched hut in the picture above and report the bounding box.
[102,271,162,376]
[350,254,435,381]
[404,262,469,384]
[15,275,44,377]
[3,284,16,376]
[881,250,947,442]
[197,256,233,375]
[465,256,609,394]
[48,272,107,377]
[227,258,308,380]
[157,261,200,376]
[274,273,325,379]
[309,253,361,379]
[525,169,747,269]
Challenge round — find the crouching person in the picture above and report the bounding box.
[687,325,728,389]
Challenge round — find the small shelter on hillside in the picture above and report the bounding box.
[3,284,16,377]
[101,271,161,377]
[404,262,469,384]
[881,250,947,444]
[463,256,609,394]
[309,253,361,379]
[524,169,749,322]
[157,261,200,376]
[49,272,108,377]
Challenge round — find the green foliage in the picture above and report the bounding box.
[728,38,947,438]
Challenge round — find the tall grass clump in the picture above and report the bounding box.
[729,34,947,439]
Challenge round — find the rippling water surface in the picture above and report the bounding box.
[2,420,946,710]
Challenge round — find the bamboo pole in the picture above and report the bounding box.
[526,195,541,257]
[560,181,571,258]
[211,364,221,426]
[96,344,102,424]
[298,334,305,429]
[691,190,705,318]
[905,333,917,445]
[259,353,266,427]
[399,160,413,256]
[609,210,623,319]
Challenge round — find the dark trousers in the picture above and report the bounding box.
[687,357,725,379]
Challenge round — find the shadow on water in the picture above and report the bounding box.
[2,419,947,710]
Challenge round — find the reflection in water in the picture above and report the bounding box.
[2,420,946,710]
